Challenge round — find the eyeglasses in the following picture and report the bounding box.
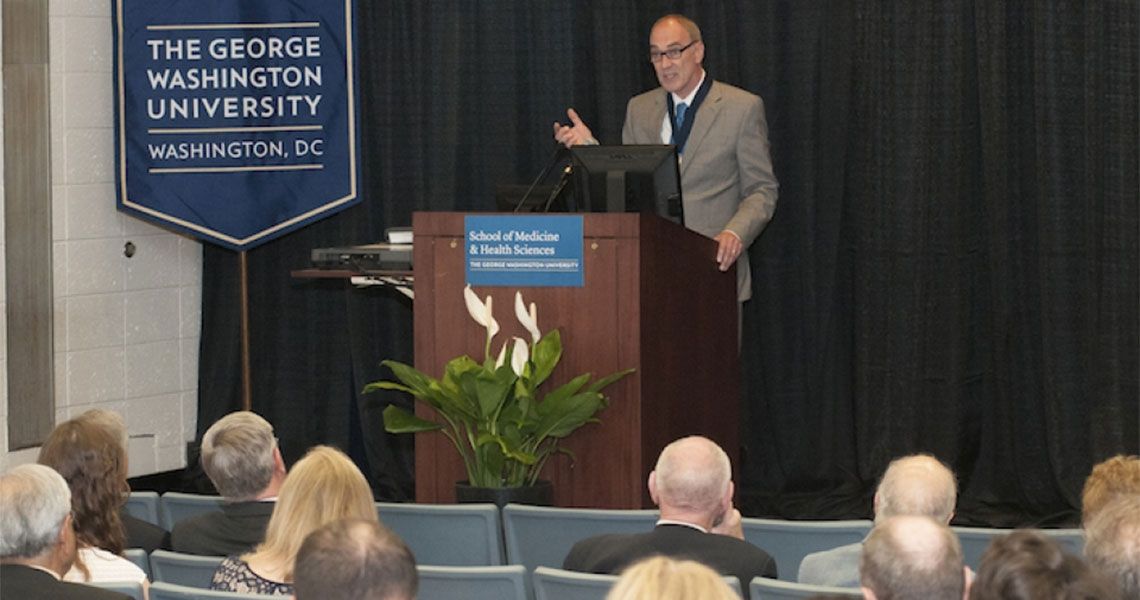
[649,40,700,63]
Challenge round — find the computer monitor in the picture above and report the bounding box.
[568,144,683,223]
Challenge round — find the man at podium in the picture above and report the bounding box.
[554,14,778,303]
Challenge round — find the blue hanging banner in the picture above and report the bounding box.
[112,0,360,250]
[465,215,585,287]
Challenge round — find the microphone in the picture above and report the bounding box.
[542,165,573,212]
[514,143,568,212]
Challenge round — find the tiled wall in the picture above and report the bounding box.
[1,0,201,476]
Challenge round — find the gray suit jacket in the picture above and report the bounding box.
[622,80,778,301]
[797,541,862,588]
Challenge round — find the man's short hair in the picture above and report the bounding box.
[1084,495,1140,599]
[0,464,72,559]
[653,436,731,515]
[1080,454,1140,524]
[875,454,957,523]
[294,518,417,600]
[200,411,277,501]
[859,515,965,600]
[971,529,1118,600]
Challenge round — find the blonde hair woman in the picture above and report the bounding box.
[210,445,377,595]
[607,556,740,600]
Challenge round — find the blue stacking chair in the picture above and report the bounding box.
[502,504,658,573]
[953,526,1084,570]
[534,566,742,600]
[123,548,151,578]
[149,581,279,600]
[160,492,226,530]
[376,502,503,565]
[740,518,872,581]
[150,550,226,588]
[124,491,161,526]
[750,577,862,599]
[87,580,145,600]
[416,565,530,600]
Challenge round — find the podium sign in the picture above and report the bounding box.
[465,215,584,287]
[112,0,360,250]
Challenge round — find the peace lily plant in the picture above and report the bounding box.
[366,286,633,488]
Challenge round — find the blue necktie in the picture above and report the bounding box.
[673,102,688,134]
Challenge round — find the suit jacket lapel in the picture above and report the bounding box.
[680,81,724,177]
[640,92,668,143]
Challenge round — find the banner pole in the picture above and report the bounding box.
[239,251,253,411]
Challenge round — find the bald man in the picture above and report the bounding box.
[799,454,957,588]
[562,436,777,595]
[859,515,967,600]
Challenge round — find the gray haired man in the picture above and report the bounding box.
[170,411,287,555]
[1,464,131,600]
[798,454,958,587]
[294,519,418,600]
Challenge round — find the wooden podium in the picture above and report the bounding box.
[411,211,740,508]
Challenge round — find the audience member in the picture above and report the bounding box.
[210,445,377,595]
[74,408,171,552]
[969,529,1118,600]
[38,418,149,586]
[860,515,967,600]
[563,436,777,597]
[606,556,741,600]
[1080,454,1140,526]
[800,454,957,587]
[1083,495,1140,599]
[0,464,131,600]
[293,518,417,600]
[171,411,287,555]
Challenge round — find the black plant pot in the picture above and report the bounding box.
[454,480,553,508]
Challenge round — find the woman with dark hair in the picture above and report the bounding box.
[37,417,149,587]
[970,530,1118,600]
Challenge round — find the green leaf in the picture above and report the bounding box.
[476,431,538,466]
[529,330,562,386]
[587,367,636,394]
[382,405,444,434]
[534,391,607,439]
[539,373,592,407]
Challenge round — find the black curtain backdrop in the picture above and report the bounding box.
[198,2,1138,524]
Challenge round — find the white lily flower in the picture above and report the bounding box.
[464,285,500,341]
[510,337,529,376]
[495,340,509,369]
[515,291,541,344]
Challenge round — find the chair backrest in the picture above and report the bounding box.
[750,576,862,599]
[86,580,146,600]
[376,502,503,565]
[534,567,742,600]
[740,518,872,581]
[416,565,530,600]
[150,550,226,588]
[502,504,658,572]
[125,491,162,526]
[123,548,152,579]
[149,581,281,600]
[160,492,227,530]
[532,567,618,600]
[952,526,1085,570]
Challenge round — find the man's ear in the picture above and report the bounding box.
[648,471,659,506]
[861,586,878,600]
[273,446,287,475]
[723,480,735,511]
